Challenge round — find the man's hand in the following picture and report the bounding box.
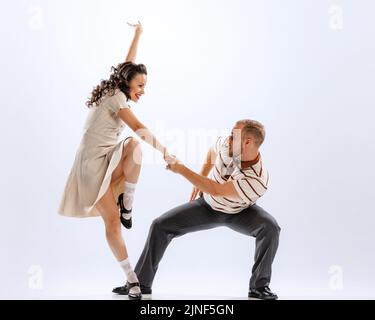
[165,154,184,174]
[164,154,242,201]
[190,187,201,202]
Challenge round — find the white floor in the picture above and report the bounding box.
[5,293,373,300]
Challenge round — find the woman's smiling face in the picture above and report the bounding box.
[128,73,147,103]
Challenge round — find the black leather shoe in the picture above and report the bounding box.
[113,282,152,296]
[117,193,132,229]
[249,286,278,300]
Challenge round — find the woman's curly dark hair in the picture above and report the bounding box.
[86,62,148,108]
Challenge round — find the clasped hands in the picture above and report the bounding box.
[163,149,201,202]
[163,150,183,174]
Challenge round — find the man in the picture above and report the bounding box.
[113,119,281,300]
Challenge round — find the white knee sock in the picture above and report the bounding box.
[123,182,137,214]
[119,258,141,295]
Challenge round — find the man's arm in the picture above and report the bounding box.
[166,156,242,200]
[190,147,217,201]
[200,147,217,176]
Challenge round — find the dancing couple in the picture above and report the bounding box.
[59,22,281,300]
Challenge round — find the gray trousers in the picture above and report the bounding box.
[134,197,281,290]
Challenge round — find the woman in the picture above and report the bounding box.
[58,21,168,300]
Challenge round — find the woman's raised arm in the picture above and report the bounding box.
[125,21,143,63]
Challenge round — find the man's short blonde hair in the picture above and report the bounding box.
[236,119,266,147]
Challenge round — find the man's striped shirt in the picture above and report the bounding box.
[203,136,270,214]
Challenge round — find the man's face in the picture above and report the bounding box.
[228,124,245,159]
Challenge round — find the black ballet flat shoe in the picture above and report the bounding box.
[113,282,152,296]
[117,193,132,229]
[248,286,278,300]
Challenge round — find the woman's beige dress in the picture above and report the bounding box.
[58,90,132,218]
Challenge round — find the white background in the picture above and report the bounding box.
[1,0,374,299]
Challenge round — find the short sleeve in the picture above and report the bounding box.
[213,136,224,154]
[232,177,268,205]
[107,90,131,115]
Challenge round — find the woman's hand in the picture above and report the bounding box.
[127,21,143,35]
[190,187,201,202]
[163,148,172,160]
